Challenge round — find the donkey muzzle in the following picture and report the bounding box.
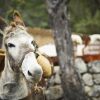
[21,52,43,83]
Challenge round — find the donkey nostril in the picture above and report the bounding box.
[28,71,33,76]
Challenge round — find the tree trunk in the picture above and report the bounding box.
[45,0,88,100]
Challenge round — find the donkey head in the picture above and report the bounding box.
[0,11,43,84]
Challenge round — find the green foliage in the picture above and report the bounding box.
[69,0,100,34]
[0,0,49,28]
[74,11,100,34]
[0,0,100,34]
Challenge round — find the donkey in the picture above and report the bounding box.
[0,11,43,100]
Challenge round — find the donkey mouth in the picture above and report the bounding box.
[21,52,43,83]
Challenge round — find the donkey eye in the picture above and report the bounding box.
[8,43,15,48]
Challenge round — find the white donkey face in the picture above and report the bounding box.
[4,26,43,83]
[4,26,35,61]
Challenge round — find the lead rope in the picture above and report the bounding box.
[34,41,40,59]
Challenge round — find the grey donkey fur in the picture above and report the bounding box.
[0,12,43,100]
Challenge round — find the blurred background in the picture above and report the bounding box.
[0,0,100,35]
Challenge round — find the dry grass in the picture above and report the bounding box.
[27,27,54,46]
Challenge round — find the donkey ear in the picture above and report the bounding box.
[0,16,7,31]
[13,10,25,26]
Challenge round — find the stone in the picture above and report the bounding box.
[96,97,100,100]
[84,86,92,94]
[48,76,55,86]
[45,85,63,100]
[48,68,61,85]
[88,61,100,73]
[88,85,100,97]
[82,73,93,86]
[92,98,98,100]
[48,73,61,85]
[44,60,100,100]
[88,62,92,68]
[75,58,87,74]
[92,97,100,100]
[93,74,100,84]
[54,66,60,74]
[54,74,61,85]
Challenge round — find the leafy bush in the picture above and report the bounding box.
[73,11,100,34]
